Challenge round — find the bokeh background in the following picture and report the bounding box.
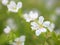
[0,0,60,45]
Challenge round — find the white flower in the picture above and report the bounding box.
[4,26,11,34]
[7,1,22,13]
[2,0,8,5]
[23,11,38,22]
[12,35,26,45]
[31,16,50,36]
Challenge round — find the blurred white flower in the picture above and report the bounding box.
[7,1,22,13]
[4,26,11,34]
[2,0,8,5]
[23,11,38,22]
[7,18,17,30]
[12,35,26,45]
[31,16,50,36]
[55,8,60,15]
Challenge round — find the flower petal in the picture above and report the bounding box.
[31,22,39,30]
[51,23,55,29]
[29,11,38,20]
[35,30,41,36]
[48,23,55,32]
[17,2,22,9]
[40,28,47,32]
[2,0,8,5]
[4,26,11,34]
[8,1,16,8]
[43,21,50,27]
[38,16,44,24]
[19,35,26,42]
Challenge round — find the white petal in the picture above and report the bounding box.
[43,21,50,27]
[35,30,41,36]
[31,22,39,30]
[10,1,16,6]
[31,27,37,30]
[38,16,44,24]
[19,35,26,42]
[8,1,16,8]
[48,27,52,32]
[48,23,55,32]
[2,0,8,5]
[51,23,55,29]
[4,26,11,34]
[17,2,22,9]
[40,28,47,32]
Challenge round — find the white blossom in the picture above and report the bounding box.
[4,26,11,34]
[12,35,26,45]
[31,16,50,36]
[7,1,22,13]
[23,11,38,22]
[2,0,8,5]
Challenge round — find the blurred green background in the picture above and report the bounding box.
[0,0,60,45]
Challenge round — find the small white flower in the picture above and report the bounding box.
[2,0,8,5]
[23,11,38,22]
[12,35,26,45]
[4,26,11,34]
[7,1,22,12]
[31,16,50,36]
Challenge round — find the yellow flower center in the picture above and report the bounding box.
[39,24,43,28]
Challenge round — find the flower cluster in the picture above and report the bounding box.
[1,0,22,13]
[23,11,55,36]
